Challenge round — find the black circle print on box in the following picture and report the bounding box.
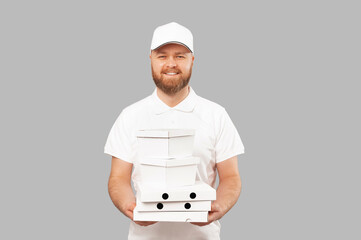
[162,193,169,200]
[157,203,164,210]
[184,203,191,209]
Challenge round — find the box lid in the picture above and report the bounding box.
[133,208,208,222]
[136,129,195,138]
[140,157,200,167]
[136,198,211,212]
[138,180,216,202]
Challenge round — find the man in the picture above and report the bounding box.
[104,22,245,240]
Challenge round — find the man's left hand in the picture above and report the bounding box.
[190,201,224,227]
[191,156,242,227]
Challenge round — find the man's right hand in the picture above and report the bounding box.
[126,202,157,227]
[108,157,157,227]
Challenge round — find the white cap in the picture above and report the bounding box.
[150,22,194,53]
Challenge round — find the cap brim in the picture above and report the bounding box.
[151,41,193,53]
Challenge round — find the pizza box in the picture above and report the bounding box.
[140,157,200,187]
[136,198,211,212]
[133,207,208,222]
[136,129,195,158]
[137,181,216,202]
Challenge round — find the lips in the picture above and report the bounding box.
[163,71,180,76]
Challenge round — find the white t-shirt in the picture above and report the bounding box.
[104,86,245,240]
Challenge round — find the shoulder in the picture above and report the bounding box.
[195,94,226,116]
[112,94,154,128]
[121,94,153,117]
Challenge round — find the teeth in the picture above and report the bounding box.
[166,73,177,75]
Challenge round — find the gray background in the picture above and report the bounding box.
[1,0,360,239]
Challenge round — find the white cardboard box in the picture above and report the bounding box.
[136,129,195,158]
[136,199,211,212]
[133,207,208,222]
[140,157,200,187]
[138,181,216,202]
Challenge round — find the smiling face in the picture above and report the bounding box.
[150,43,194,95]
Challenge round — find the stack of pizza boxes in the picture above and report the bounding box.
[134,129,216,222]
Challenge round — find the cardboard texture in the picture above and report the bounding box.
[137,129,195,158]
[138,181,216,202]
[135,128,215,222]
[133,207,208,222]
[140,157,200,187]
[136,199,211,212]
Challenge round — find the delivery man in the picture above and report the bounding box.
[104,22,245,240]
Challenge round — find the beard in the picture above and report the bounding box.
[151,66,192,95]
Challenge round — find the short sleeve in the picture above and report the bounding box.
[215,108,245,163]
[104,111,134,163]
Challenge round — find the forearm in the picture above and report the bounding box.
[108,176,136,218]
[215,175,242,215]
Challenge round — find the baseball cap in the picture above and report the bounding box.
[150,22,194,53]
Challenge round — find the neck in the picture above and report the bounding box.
[156,86,190,107]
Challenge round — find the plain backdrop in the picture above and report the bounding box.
[1,0,360,239]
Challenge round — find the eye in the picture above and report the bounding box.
[176,56,185,59]
[158,56,166,59]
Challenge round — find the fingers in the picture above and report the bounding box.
[126,210,134,220]
[211,201,221,212]
[129,203,157,226]
[207,211,218,222]
[190,221,211,226]
[190,211,213,226]
[122,202,157,226]
[134,221,158,226]
[190,203,223,227]
[129,202,136,211]
[123,202,136,220]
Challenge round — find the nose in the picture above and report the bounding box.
[165,57,177,68]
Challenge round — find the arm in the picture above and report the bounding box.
[192,156,242,226]
[108,156,156,226]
